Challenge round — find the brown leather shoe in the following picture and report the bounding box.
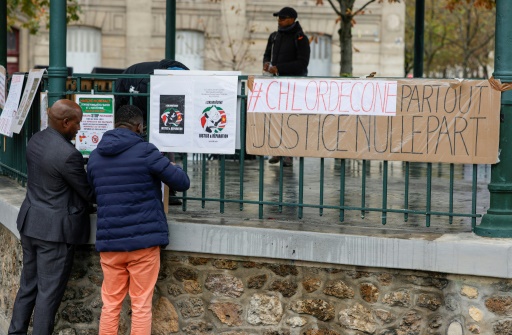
[269,156,280,164]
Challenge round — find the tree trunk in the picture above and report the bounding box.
[339,16,353,76]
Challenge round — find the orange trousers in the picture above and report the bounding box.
[99,246,160,335]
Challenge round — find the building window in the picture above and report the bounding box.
[7,28,19,74]
[308,34,332,77]
[175,30,204,70]
[67,26,101,73]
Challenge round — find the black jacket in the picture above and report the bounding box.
[263,21,310,76]
[17,127,95,244]
[114,59,189,116]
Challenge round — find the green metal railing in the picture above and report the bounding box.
[0,73,486,230]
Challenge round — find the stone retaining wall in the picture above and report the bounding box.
[1,224,512,335]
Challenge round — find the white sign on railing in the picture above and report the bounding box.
[247,78,398,116]
[0,74,25,137]
[11,69,45,134]
[149,73,239,154]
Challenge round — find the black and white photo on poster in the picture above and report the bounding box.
[159,95,185,134]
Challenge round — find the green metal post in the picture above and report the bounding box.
[165,0,176,59]
[413,0,425,78]
[475,0,512,237]
[47,0,68,106]
[0,0,6,69]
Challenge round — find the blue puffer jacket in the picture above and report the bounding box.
[87,128,190,252]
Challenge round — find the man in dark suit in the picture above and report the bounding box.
[8,99,95,335]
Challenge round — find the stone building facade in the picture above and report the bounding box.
[11,0,405,77]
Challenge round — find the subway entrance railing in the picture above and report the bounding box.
[0,73,490,232]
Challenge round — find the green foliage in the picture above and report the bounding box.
[7,0,81,34]
[316,0,401,77]
[405,0,495,78]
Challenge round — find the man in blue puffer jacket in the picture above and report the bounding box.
[87,104,190,334]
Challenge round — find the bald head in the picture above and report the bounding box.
[48,99,83,141]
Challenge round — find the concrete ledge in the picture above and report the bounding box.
[167,221,512,278]
[2,177,512,279]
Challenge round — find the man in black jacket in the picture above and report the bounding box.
[114,59,189,117]
[263,7,310,166]
[263,7,310,77]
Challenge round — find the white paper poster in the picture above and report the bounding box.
[0,65,6,110]
[11,68,45,134]
[75,95,115,157]
[40,92,48,130]
[0,74,25,137]
[149,74,239,154]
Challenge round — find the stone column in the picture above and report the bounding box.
[126,0,153,65]
[219,0,247,70]
[378,1,406,77]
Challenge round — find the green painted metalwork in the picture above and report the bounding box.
[319,158,325,216]
[220,155,225,213]
[413,0,425,77]
[278,158,283,213]
[0,74,488,231]
[361,160,367,218]
[298,157,304,219]
[182,154,188,210]
[0,0,6,68]
[165,0,176,60]
[449,164,454,224]
[475,0,512,237]
[472,164,478,230]
[382,161,388,225]
[426,163,432,227]
[201,154,207,208]
[339,159,346,222]
[239,85,246,211]
[404,162,409,222]
[47,0,67,106]
[258,156,264,219]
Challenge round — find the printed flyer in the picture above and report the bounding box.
[149,73,239,154]
[75,95,114,156]
[11,68,45,134]
[0,74,25,137]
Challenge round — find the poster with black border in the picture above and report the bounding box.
[149,73,239,154]
[159,95,185,134]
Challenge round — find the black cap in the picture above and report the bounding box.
[273,7,298,19]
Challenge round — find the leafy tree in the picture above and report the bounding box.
[404,0,495,78]
[445,0,495,10]
[447,0,495,78]
[7,0,81,34]
[404,0,451,76]
[315,0,400,77]
[202,2,257,71]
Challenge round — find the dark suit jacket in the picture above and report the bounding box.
[16,127,95,244]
